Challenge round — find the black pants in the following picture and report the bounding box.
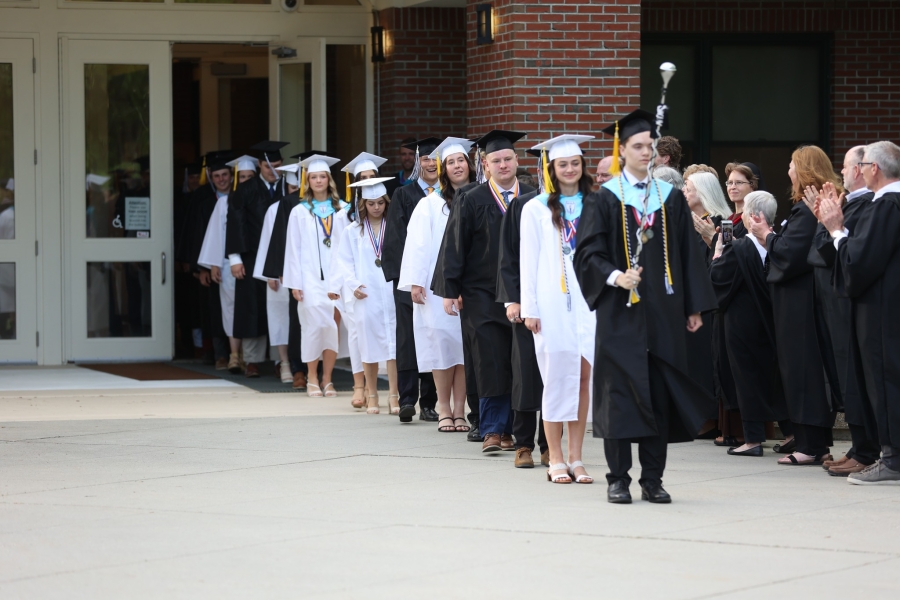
[288,295,307,375]
[847,423,880,465]
[604,356,670,487]
[793,422,830,456]
[512,410,548,453]
[742,420,766,444]
[397,369,437,410]
[882,446,900,471]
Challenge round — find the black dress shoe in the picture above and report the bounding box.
[607,480,632,504]
[419,407,439,422]
[727,444,763,457]
[773,438,796,454]
[467,425,483,442]
[714,436,740,447]
[640,481,671,504]
[398,405,416,423]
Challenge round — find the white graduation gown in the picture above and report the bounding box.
[198,194,236,338]
[520,198,595,423]
[329,223,363,374]
[253,201,289,346]
[398,193,464,371]
[335,219,396,364]
[283,202,350,363]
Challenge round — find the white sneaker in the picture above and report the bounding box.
[279,362,293,383]
[848,460,900,485]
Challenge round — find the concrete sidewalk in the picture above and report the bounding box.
[1,389,898,599]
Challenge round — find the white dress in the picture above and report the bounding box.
[398,192,464,371]
[253,202,289,346]
[197,194,236,338]
[520,196,596,423]
[335,219,397,364]
[283,202,350,363]
[328,223,363,374]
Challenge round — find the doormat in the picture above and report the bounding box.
[174,360,388,393]
[80,362,218,381]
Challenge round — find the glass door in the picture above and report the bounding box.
[63,40,173,361]
[0,39,37,363]
[271,39,324,158]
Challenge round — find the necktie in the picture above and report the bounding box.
[426,187,434,195]
[268,184,275,198]
[634,182,647,190]
[501,191,512,205]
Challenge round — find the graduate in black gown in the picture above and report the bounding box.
[496,183,548,468]
[709,191,789,457]
[382,137,440,423]
[808,146,879,476]
[226,140,287,377]
[436,129,535,453]
[816,140,900,485]
[573,110,717,504]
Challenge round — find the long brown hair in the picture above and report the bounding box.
[547,157,594,229]
[302,171,342,212]
[356,194,390,234]
[438,153,475,209]
[791,145,845,204]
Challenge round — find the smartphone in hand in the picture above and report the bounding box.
[721,219,734,245]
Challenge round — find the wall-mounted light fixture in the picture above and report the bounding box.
[371,26,386,63]
[476,4,494,45]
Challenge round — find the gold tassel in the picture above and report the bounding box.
[542,148,555,194]
[300,167,306,197]
[232,166,238,191]
[199,156,207,186]
[436,152,441,181]
[610,121,621,176]
[345,171,351,204]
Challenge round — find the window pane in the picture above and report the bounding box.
[712,46,819,142]
[85,64,151,239]
[0,63,14,240]
[0,263,14,340]
[641,45,695,142]
[87,262,152,338]
[68,0,163,3]
[279,63,312,162]
[175,0,269,3]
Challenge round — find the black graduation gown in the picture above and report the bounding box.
[435,182,535,398]
[573,185,718,441]
[834,191,900,448]
[261,191,303,364]
[808,193,873,426]
[685,226,717,409]
[710,237,788,422]
[496,190,544,412]
[225,177,282,339]
[711,215,745,412]
[767,202,832,427]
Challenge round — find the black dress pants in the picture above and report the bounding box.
[742,420,766,444]
[288,295,307,375]
[604,356,670,487]
[512,410,548,453]
[793,422,830,456]
[397,370,437,410]
[847,423,880,465]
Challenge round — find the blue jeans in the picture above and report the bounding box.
[479,394,512,437]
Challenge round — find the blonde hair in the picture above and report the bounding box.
[302,171,342,212]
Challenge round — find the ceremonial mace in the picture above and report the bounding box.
[627,61,676,307]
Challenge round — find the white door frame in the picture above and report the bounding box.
[61,38,173,361]
[270,38,326,152]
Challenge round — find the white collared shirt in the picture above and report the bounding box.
[606,169,651,286]
[846,187,871,202]
[833,181,900,249]
[749,231,768,265]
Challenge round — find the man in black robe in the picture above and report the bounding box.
[226,141,287,377]
[176,151,234,368]
[817,140,900,485]
[436,130,535,453]
[809,146,879,476]
[709,192,789,457]
[382,137,440,423]
[496,187,548,468]
[574,110,717,503]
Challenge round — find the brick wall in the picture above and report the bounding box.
[376,7,468,175]
[466,0,642,169]
[642,0,900,164]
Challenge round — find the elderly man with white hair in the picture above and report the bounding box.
[709,191,790,457]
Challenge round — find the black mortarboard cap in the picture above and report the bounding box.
[525,148,541,158]
[601,109,658,142]
[205,150,235,173]
[742,162,767,192]
[402,137,441,156]
[290,150,328,161]
[250,141,289,162]
[474,130,527,154]
[186,162,202,175]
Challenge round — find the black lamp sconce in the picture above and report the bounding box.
[476,4,494,45]
[371,26,385,63]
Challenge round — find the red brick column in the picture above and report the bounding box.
[376,7,468,174]
[466,0,642,164]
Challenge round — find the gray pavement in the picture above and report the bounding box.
[1,407,899,599]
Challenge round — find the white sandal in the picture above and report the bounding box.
[323,382,337,397]
[546,463,572,484]
[307,383,323,398]
[567,461,593,484]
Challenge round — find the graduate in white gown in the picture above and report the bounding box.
[338,152,391,409]
[283,153,350,398]
[520,135,597,484]
[338,177,400,414]
[198,155,257,372]
[399,137,473,432]
[253,163,301,383]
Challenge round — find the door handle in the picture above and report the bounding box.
[161,252,166,285]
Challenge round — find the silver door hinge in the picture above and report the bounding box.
[36,331,40,347]
[32,58,36,74]
[34,149,37,165]
[35,240,38,256]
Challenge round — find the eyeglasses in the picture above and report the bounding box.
[725,181,749,187]
[858,162,874,169]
